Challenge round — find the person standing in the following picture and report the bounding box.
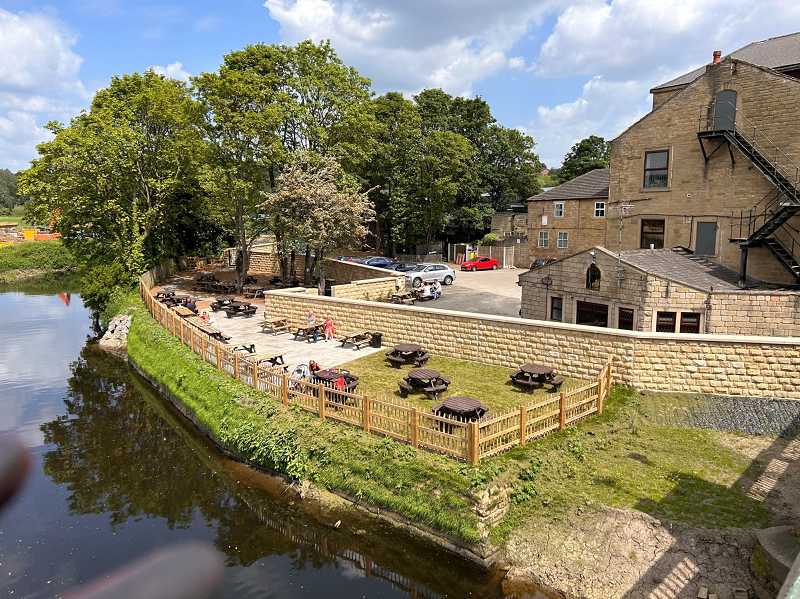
[324,316,335,342]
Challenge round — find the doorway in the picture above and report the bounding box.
[696,222,718,255]
[713,90,737,131]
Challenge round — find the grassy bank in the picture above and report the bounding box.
[125,293,482,544]
[0,239,78,282]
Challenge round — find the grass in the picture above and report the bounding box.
[338,351,586,413]
[0,239,77,274]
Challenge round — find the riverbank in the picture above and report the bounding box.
[0,239,79,284]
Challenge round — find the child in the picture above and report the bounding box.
[324,316,335,342]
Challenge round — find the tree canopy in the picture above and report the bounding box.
[557,135,609,183]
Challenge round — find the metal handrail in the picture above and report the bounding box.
[699,101,800,192]
[772,223,800,266]
[730,188,784,240]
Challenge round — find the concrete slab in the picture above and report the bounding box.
[421,266,523,318]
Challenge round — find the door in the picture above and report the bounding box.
[696,222,717,255]
[713,90,737,131]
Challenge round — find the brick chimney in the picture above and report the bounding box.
[712,50,722,64]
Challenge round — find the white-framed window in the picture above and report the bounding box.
[595,202,606,217]
[554,202,564,218]
[538,231,549,247]
[557,231,569,248]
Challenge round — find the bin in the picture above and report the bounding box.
[370,332,383,348]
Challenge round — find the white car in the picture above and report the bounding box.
[404,263,456,287]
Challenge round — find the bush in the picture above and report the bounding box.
[479,233,500,246]
[0,239,77,273]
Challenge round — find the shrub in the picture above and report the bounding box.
[0,239,77,273]
[478,233,500,246]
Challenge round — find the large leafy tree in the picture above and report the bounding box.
[0,169,21,213]
[558,135,609,183]
[20,71,205,310]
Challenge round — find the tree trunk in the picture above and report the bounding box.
[375,211,382,256]
[289,251,296,283]
[304,245,313,287]
[235,203,248,294]
[279,255,288,281]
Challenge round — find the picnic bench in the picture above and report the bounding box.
[172,305,196,318]
[224,301,257,318]
[210,297,235,311]
[293,323,325,342]
[245,352,287,370]
[243,286,266,299]
[390,291,415,305]
[510,364,564,393]
[399,369,450,400]
[386,343,427,368]
[338,330,372,349]
[156,290,175,300]
[312,369,360,397]
[261,316,291,335]
[185,316,231,343]
[233,344,256,354]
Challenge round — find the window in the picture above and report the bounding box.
[550,297,563,322]
[643,150,669,188]
[656,311,676,333]
[594,202,605,217]
[680,312,700,334]
[538,231,549,247]
[554,202,564,218]
[586,264,601,290]
[618,307,634,330]
[576,301,608,327]
[557,231,569,249]
[641,219,665,249]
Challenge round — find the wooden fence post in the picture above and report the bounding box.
[201,337,206,363]
[468,422,480,465]
[253,360,259,391]
[319,385,326,419]
[606,358,613,396]
[411,407,418,448]
[519,404,527,446]
[216,344,221,370]
[180,320,184,344]
[282,374,289,406]
[234,352,239,380]
[597,366,605,415]
[363,395,371,432]
[559,391,567,430]
[190,327,194,353]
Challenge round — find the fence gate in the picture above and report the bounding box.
[476,245,515,268]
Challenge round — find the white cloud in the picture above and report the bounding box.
[525,0,800,166]
[0,111,54,171]
[264,0,558,96]
[150,61,192,82]
[508,56,526,70]
[193,15,222,33]
[0,8,87,97]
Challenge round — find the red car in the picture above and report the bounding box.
[461,256,499,271]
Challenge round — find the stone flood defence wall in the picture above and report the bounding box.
[262,290,800,400]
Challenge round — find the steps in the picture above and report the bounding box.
[764,237,800,278]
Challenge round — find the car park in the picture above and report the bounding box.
[385,261,418,272]
[530,258,556,269]
[460,256,499,271]
[335,255,363,263]
[404,264,456,287]
[362,256,393,267]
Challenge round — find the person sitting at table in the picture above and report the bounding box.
[432,279,442,300]
[309,360,322,375]
[420,282,432,299]
[200,310,217,325]
[307,310,319,341]
[324,316,335,342]
[185,297,198,314]
[201,310,210,323]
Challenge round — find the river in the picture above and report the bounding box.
[0,286,534,598]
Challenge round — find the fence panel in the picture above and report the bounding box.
[417,412,468,459]
[370,398,412,442]
[287,378,320,413]
[256,365,284,398]
[478,410,521,459]
[525,395,561,441]
[565,382,599,425]
[219,347,236,378]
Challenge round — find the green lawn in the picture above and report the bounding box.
[338,351,586,413]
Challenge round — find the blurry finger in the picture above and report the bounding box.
[66,540,224,599]
[0,436,30,510]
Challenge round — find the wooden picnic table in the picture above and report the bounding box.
[224,301,257,318]
[197,274,219,283]
[394,343,422,355]
[245,352,286,368]
[210,297,235,311]
[172,305,196,318]
[261,316,291,335]
[520,363,554,378]
[432,396,488,419]
[406,368,441,386]
[338,330,372,349]
[390,292,415,305]
[185,316,231,343]
[294,323,325,342]
[156,290,175,299]
[244,286,265,299]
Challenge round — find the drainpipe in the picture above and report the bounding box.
[739,247,748,287]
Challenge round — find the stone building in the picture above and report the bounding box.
[519,245,800,337]
[607,31,800,286]
[525,168,609,261]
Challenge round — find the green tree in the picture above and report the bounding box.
[20,71,205,310]
[558,135,609,183]
[0,169,21,211]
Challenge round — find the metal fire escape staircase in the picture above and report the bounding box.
[698,102,800,283]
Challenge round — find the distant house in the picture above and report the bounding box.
[525,168,609,260]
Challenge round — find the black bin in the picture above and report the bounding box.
[370,332,382,348]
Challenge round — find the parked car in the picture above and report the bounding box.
[461,256,499,271]
[385,261,418,272]
[530,258,556,269]
[405,264,456,287]
[335,255,363,263]
[362,256,393,267]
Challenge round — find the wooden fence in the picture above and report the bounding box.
[139,275,612,464]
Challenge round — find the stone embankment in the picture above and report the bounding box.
[98,315,131,355]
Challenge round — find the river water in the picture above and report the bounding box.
[0,287,532,598]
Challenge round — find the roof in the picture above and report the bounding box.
[525,169,609,202]
[611,247,761,291]
[651,31,800,91]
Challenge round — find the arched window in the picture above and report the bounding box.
[713,90,737,131]
[586,264,601,290]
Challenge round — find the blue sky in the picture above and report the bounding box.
[1,0,799,172]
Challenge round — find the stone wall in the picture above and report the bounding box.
[262,289,800,399]
[608,57,800,284]
[322,259,392,284]
[330,277,402,301]
[707,290,800,336]
[247,251,308,274]
[527,197,608,261]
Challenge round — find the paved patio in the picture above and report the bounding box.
[155,273,383,372]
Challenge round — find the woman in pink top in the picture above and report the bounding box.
[324,317,335,342]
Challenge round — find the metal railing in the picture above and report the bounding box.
[730,188,785,240]
[771,224,800,268]
[699,101,800,197]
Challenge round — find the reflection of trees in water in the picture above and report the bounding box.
[39,346,494,598]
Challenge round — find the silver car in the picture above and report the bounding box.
[404,263,456,287]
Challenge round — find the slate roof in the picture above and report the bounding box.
[611,247,761,291]
[651,31,800,91]
[526,169,609,202]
